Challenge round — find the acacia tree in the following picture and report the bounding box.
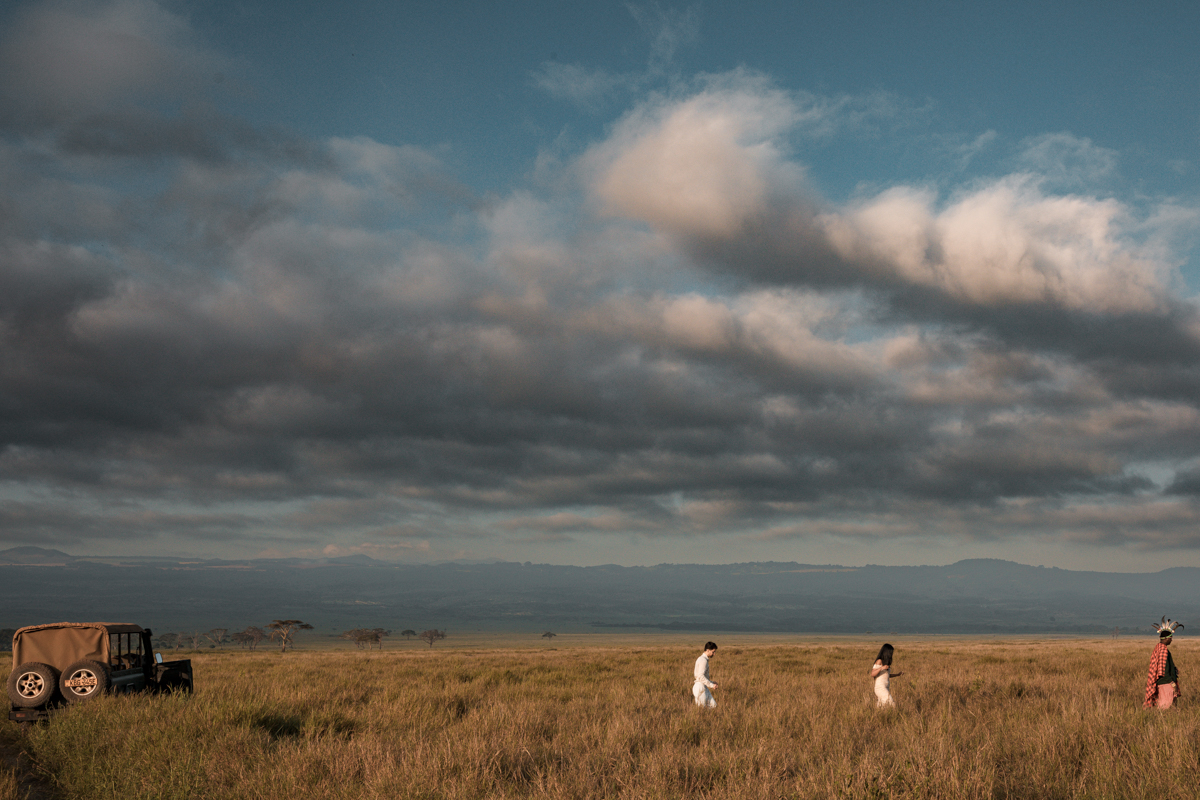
[418,629,446,648]
[268,619,313,652]
[342,628,391,650]
[155,632,180,650]
[541,631,556,641]
[400,630,417,640]
[341,629,372,649]
[241,626,266,650]
[203,628,228,648]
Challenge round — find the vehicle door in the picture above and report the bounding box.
[108,631,148,693]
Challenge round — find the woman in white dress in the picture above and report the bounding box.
[869,643,902,707]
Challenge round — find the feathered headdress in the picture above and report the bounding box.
[1153,616,1183,638]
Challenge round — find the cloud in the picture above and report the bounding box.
[0,0,234,129]
[605,89,1154,311]
[1016,132,1119,189]
[2,9,1200,564]
[499,511,656,533]
[531,4,700,109]
[315,540,431,558]
[954,130,998,169]
[824,177,1170,314]
[586,74,806,239]
[531,62,629,109]
[584,79,1197,387]
[750,496,1200,552]
[627,2,701,73]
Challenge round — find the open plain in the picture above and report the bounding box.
[2,637,1198,799]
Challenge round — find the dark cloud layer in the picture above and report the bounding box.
[2,1,1200,563]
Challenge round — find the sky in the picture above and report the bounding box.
[3,0,1200,570]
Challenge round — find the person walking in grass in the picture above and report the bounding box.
[693,642,718,708]
[1144,617,1183,709]
[870,643,902,708]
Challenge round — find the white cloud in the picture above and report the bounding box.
[531,62,629,108]
[1016,132,1118,189]
[585,76,804,238]
[955,129,998,169]
[583,81,1176,319]
[5,34,1200,568]
[627,3,701,73]
[823,176,1171,312]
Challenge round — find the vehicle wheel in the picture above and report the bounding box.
[6,663,58,708]
[60,660,110,703]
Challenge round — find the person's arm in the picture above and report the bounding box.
[869,659,887,677]
[694,657,717,689]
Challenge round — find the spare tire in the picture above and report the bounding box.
[6,662,59,708]
[60,660,111,703]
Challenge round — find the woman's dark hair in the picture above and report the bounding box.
[875,643,894,666]
[704,641,718,652]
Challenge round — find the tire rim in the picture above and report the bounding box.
[16,672,45,698]
[65,669,99,697]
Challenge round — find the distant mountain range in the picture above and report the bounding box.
[0,546,1193,636]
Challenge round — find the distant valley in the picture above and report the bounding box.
[0,546,1193,638]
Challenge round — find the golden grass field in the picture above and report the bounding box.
[2,636,1198,799]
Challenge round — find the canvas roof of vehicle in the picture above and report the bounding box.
[12,622,144,672]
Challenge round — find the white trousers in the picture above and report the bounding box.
[693,682,716,708]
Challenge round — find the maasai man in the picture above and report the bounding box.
[1144,616,1183,709]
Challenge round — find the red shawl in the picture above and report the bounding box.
[1143,641,1180,708]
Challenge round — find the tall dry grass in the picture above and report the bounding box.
[0,765,23,800]
[2,639,1197,799]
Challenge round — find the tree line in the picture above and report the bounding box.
[334,627,449,649]
[152,621,311,652]
[149,623,449,652]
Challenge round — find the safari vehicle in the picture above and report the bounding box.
[7,622,193,723]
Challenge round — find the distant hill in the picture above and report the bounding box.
[0,546,78,565]
[0,552,1193,636]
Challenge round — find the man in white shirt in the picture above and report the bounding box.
[692,641,718,708]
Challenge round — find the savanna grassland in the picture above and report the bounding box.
[2,638,1199,799]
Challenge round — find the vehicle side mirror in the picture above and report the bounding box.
[155,653,163,664]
